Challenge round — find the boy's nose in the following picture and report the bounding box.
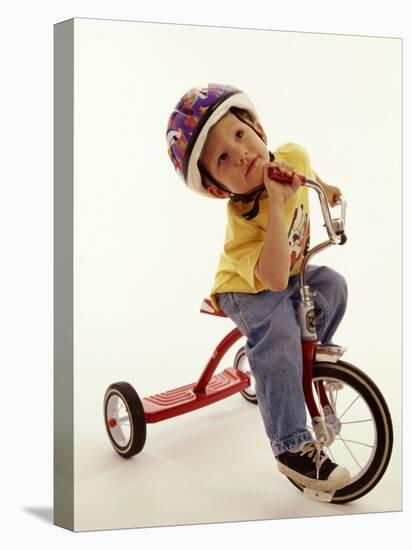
[234,149,249,165]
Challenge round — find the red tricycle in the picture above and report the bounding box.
[104,169,393,504]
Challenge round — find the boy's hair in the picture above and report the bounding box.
[230,106,255,124]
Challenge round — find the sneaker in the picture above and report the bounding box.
[276,440,350,492]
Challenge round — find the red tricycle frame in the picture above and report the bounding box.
[104,169,393,504]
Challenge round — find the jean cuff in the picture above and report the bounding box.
[270,431,313,457]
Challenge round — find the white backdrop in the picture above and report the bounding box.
[1,0,409,548]
[74,20,402,380]
[72,19,401,530]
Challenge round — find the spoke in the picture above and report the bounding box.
[338,394,361,421]
[336,435,363,469]
[118,416,130,424]
[340,419,374,425]
[337,436,375,449]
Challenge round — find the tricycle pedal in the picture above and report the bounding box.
[303,487,334,502]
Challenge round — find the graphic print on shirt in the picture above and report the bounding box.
[288,204,310,271]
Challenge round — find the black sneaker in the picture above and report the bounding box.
[276,440,350,492]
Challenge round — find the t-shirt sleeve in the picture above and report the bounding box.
[222,206,265,291]
[275,142,316,178]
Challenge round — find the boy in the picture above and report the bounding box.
[166,84,350,492]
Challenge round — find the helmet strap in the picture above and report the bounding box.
[197,159,231,195]
[230,186,267,221]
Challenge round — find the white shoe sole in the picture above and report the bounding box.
[278,462,351,492]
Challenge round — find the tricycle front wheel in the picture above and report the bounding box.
[290,360,393,503]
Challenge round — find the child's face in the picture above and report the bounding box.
[200,111,270,196]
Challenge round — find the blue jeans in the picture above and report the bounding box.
[216,265,348,456]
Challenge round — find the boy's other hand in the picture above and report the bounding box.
[322,183,342,207]
[314,173,342,207]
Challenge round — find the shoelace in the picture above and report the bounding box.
[299,440,328,480]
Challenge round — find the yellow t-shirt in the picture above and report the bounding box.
[210,143,315,310]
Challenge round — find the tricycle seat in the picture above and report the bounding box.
[200,298,227,317]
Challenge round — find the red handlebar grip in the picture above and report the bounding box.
[267,166,306,185]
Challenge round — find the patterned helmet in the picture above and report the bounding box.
[166,84,260,198]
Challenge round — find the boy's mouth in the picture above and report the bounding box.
[245,157,257,177]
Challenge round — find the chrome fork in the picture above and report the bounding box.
[297,178,347,444]
[298,177,347,343]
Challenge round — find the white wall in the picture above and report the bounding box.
[74,19,401,400]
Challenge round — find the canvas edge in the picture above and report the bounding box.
[53,18,74,531]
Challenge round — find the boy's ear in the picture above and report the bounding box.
[206,184,231,199]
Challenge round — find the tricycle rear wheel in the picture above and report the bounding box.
[104,381,146,458]
[233,346,258,404]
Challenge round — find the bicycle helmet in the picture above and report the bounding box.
[166,84,271,204]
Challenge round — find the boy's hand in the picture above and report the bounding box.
[321,182,342,207]
[314,173,342,207]
[263,161,302,205]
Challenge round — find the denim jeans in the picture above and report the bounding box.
[216,265,348,456]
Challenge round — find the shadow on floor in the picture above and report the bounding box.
[23,506,53,524]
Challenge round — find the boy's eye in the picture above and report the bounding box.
[217,130,244,164]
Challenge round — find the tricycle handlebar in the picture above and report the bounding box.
[267,166,347,245]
